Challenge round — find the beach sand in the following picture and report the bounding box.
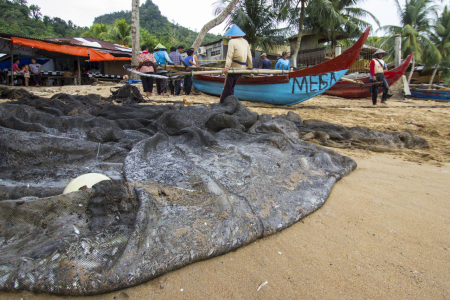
[1,84,449,299]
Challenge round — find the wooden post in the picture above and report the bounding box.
[10,41,14,86]
[335,44,342,57]
[77,56,81,86]
[394,34,402,68]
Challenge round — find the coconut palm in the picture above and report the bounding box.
[424,6,450,85]
[275,0,378,67]
[378,0,439,83]
[103,19,132,47]
[215,0,287,55]
[305,0,379,49]
[82,23,108,40]
[131,0,140,67]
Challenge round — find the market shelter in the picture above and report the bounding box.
[1,34,131,86]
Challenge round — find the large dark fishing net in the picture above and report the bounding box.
[0,92,428,295]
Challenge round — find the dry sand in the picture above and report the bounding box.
[1,84,449,299]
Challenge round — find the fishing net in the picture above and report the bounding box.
[0,93,428,295]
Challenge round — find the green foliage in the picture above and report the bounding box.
[0,0,87,38]
[217,0,287,53]
[303,0,379,48]
[93,0,223,49]
[423,6,450,71]
[378,0,439,63]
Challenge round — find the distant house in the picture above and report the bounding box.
[196,38,289,68]
[45,37,132,76]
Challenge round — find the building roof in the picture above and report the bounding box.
[45,37,132,53]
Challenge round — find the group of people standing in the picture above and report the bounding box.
[11,58,42,86]
[137,44,201,98]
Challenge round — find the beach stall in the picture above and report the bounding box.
[0,33,131,86]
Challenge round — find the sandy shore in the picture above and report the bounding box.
[1,84,449,299]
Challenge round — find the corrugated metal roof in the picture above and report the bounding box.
[0,32,131,57]
[45,37,132,53]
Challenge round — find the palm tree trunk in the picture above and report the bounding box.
[131,0,140,67]
[291,0,306,69]
[191,0,239,51]
[407,55,415,84]
[428,64,439,89]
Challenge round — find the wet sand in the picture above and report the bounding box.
[1,84,449,299]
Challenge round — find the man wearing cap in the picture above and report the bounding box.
[153,43,174,96]
[260,53,271,69]
[221,24,253,104]
[370,49,389,105]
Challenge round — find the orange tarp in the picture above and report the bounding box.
[88,49,131,61]
[11,37,88,57]
[11,37,131,61]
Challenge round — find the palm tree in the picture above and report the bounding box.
[306,0,379,50]
[276,0,378,67]
[103,19,132,47]
[378,0,439,84]
[131,0,140,67]
[225,0,286,54]
[191,0,239,51]
[82,23,108,40]
[425,6,450,85]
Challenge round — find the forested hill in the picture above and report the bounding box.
[0,0,86,38]
[94,0,223,47]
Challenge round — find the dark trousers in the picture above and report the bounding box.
[372,73,389,105]
[31,73,41,86]
[220,74,242,103]
[141,72,154,93]
[183,75,193,95]
[169,80,181,95]
[156,79,167,94]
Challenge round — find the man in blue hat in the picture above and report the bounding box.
[220,24,253,103]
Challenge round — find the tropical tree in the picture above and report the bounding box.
[140,27,159,50]
[378,0,439,83]
[275,0,378,67]
[424,6,450,85]
[102,19,132,47]
[82,23,108,39]
[131,0,140,67]
[191,0,239,51]
[221,0,286,54]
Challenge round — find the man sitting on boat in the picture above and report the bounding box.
[221,24,253,104]
[370,49,389,105]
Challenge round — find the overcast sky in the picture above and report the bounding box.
[26,0,406,36]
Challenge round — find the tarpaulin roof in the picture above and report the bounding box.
[45,37,133,53]
[10,37,130,61]
[88,48,131,62]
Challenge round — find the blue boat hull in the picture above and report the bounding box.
[411,89,450,100]
[193,70,348,106]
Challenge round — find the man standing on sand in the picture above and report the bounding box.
[153,43,174,96]
[220,24,252,104]
[370,49,389,105]
[29,58,42,87]
[260,53,271,69]
[137,45,157,98]
[168,46,188,96]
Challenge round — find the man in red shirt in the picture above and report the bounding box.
[370,49,389,105]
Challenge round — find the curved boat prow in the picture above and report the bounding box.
[323,53,415,98]
[289,27,371,79]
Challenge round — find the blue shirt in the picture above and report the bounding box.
[184,56,194,67]
[153,50,174,66]
[260,58,271,69]
[275,58,290,71]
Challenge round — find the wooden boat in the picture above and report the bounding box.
[410,87,450,100]
[192,28,370,106]
[323,53,414,98]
